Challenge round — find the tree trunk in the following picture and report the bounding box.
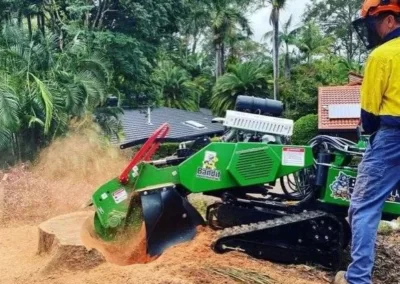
[50,11,56,33]
[59,29,63,51]
[221,42,225,75]
[27,14,32,39]
[10,133,16,158]
[85,11,90,29]
[38,211,105,274]
[273,15,280,101]
[92,0,104,29]
[41,13,45,36]
[347,3,354,63]
[215,43,222,79]
[284,43,291,80]
[18,10,22,27]
[192,29,199,54]
[16,134,22,162]
[37,14,41,32]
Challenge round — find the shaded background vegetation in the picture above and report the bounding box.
[0,0,366,168]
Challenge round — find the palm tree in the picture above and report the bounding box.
[184,2,209,55]
[205,0,253,78]
[263,15,297,80]
[265,0,288,100]
[152,61,201,111]
[293,21,333,64]
[338,57,363,74]
[210,60,273,115]
[0,78,19,149]
[0,24,114,158]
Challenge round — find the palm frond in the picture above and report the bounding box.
[29,73,54,134]
[76,71,106,110]
[211,61,272,115]
[26,115,45,128]
[0,128,12,150]
[78,52,111,82]
[0,83,19,130]
[262,30,274,42]
[283,14,293,32]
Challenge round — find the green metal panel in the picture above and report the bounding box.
[92,163,180,231]
[92,177,131,229]
[178,143,239,193]
[227,145,280,186]
[321,167,400,215]
[179,142,316,193]
[134,164,179,190]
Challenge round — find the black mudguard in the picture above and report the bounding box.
[140,186,205,256]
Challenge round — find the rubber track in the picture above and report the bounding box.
[213,210,328,242]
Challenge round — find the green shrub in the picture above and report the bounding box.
[291,114,318,145]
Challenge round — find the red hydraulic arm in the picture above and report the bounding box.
[118,123,170,184]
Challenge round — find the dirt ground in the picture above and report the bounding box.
[0,219,333,284]
[1,130,399,284]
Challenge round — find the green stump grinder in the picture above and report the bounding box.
[88,95,400,270]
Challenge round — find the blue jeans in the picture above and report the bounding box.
[345,128,400,284]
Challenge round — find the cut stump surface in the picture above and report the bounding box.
[38,211,105,274]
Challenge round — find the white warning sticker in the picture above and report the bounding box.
[112,188,128,204]
[282,147,305,167]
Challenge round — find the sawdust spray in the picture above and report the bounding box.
[0,119,130,226]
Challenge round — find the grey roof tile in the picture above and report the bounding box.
[113,107,225,145]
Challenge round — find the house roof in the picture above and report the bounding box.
[344,72,364,86]
[318,85,361,131]
[348,72,363,85]
[114,107,225,148]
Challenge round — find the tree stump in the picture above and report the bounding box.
[38,211,105,274]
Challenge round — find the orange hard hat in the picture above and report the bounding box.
[353,0,400,50]
[360,0,400,17]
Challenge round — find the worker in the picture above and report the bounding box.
[334,1,400,283]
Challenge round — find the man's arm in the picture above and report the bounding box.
[360,54,389,134]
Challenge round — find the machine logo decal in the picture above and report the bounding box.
[388,189,400,202]
[330,172,355,200]
[330,172,400,202]
[197,151,221,181]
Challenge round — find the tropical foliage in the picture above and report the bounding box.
[0,0,369,167]
[211,61,272,115]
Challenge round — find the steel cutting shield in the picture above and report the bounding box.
[140,186,205,256]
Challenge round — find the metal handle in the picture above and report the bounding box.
[118,123,170,184]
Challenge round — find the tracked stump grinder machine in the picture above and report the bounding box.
[87,96,400,270]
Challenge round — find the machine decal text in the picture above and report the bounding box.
[282,147,305,167]
[197,151,221,181]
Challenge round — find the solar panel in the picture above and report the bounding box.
[328,104,361,119]
[183,120,207,129]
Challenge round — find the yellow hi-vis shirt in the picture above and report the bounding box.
[360,31,400,134]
